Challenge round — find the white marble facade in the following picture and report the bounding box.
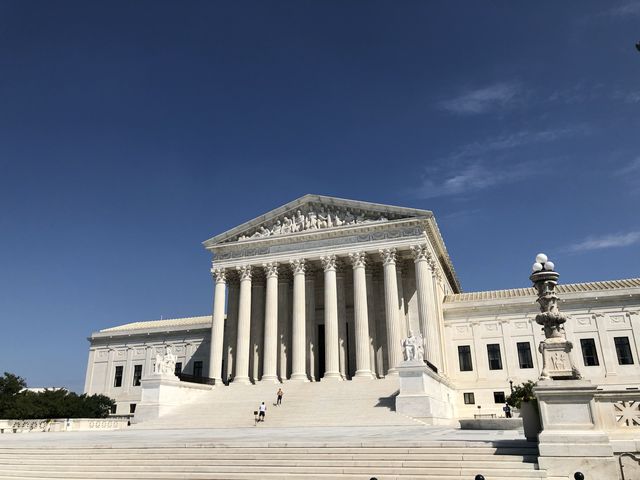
[85,195,640,417]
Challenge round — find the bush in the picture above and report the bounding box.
[506,380,537,409]
[0,372,115,419]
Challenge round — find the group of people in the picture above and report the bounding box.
[255,388,284,424]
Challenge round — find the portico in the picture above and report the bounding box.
[204,194,459,385]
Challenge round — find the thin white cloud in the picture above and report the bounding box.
[615,157,640,176]
[414,161,534,199]
[439,82,523,115]
[411,126,585,199]
[566,231,640,253]
[609,2,640,16]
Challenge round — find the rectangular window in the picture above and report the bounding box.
[174,362,182,375]
[113,366,123,388]
[463,392,475,405]
[580,338,600,366]
[110,405,117,415]
[517,342,534,369]
[487,344,503,370]
[129,403,137,414]
[132,365,142,386]
[193,361,203,377]
[494,391,506,403]
[458,345,473,372]
[615,337,634,365]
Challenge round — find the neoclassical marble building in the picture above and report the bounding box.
[85,195,640,417]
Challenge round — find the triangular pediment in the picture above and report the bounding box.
[203,194,432,248]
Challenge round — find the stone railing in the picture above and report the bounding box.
[594,390,640,447]
[0,416,131,433]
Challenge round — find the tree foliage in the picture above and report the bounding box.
[0,372,115,419]
[506,380,537,409]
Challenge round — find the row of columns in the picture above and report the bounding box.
[208,245,443,384]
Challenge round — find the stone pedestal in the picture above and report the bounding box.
[535,379,617,479]
[395,360,455,425]
[133,373,213,424]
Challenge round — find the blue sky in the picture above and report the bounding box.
[1,1,639,392]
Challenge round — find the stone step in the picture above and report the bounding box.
[0,466,546,477]
[0,474,546,480]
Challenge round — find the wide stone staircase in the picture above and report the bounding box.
[135,377,420,429]
[0,441,545,479]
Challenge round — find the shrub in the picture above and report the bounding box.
[506,380,537,409]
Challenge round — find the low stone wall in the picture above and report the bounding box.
[0,416,131,433]
[459,418,523,430]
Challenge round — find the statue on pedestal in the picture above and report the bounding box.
[402,331,424,362]
[154,346,177,376]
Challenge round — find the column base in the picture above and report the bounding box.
[232,377,252,385]
[289,373,309,382]
[260,375,280,383]
[353,370,374,380]
[386,368,399,376]
[321,372,343,381]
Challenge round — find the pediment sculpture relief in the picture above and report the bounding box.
[235,206,395,242]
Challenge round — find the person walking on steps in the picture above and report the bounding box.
[258,402,266,422]
[276,388,283,406]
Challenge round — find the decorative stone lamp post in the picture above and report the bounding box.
[530,253,581,380]
[531,254,616,478]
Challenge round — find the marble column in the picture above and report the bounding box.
[337,267,348,379]
[431,269,448,376]
[277,271,291,381]
[305,269,317,381]
[321,254,342,380]
[234,265,252,385]
[250,274,265,382]
[290,259,308,381]
[223,278,239,384]
[380,248,403,374]
[209,267,227,383]
[411,244,440,369]
[365,267,379,378]
[261,263,279,383]
[396,261,408,340]
[349,251,374,380]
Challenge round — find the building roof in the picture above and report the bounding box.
[444,278,640,303]
[99,315,212,333]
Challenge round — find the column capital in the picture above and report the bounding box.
[236,265,252,281]
[290,258,307,275]
[263,262,280,278]
[348,251,367,269]
[410,244,432,263]
[211,267,227,284]
[321,254,337,272]
[379,248,397,266]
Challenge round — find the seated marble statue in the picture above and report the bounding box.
[154,346,177,375]
[402,331,424,362]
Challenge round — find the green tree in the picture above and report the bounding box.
[0,372,115,419]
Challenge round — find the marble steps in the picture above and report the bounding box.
[0,444,545,479]
[136,377,419,428]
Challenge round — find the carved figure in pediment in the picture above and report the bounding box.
[258,226,270,237]
[282,216,293,234]
[250,230,262,238]
[333,211,343,226]
[317,208,329,228]
[344,210,355,224]
[292,210,305,232]
[307,210,318,229]
[238,235,248,241]
[271,220,282,235]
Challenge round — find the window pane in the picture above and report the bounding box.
[580,338,600,366]
[493,392,506,403]
[194,361,203,377]
[129,403,137,414]
[114,366,123,388]
[517,342,534,369]
[464,392,475,404]
[615,337,634,365]
[133,365,142,386]
[487,344,503,370]
[175,362,182,375]
[458,345,473,371]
